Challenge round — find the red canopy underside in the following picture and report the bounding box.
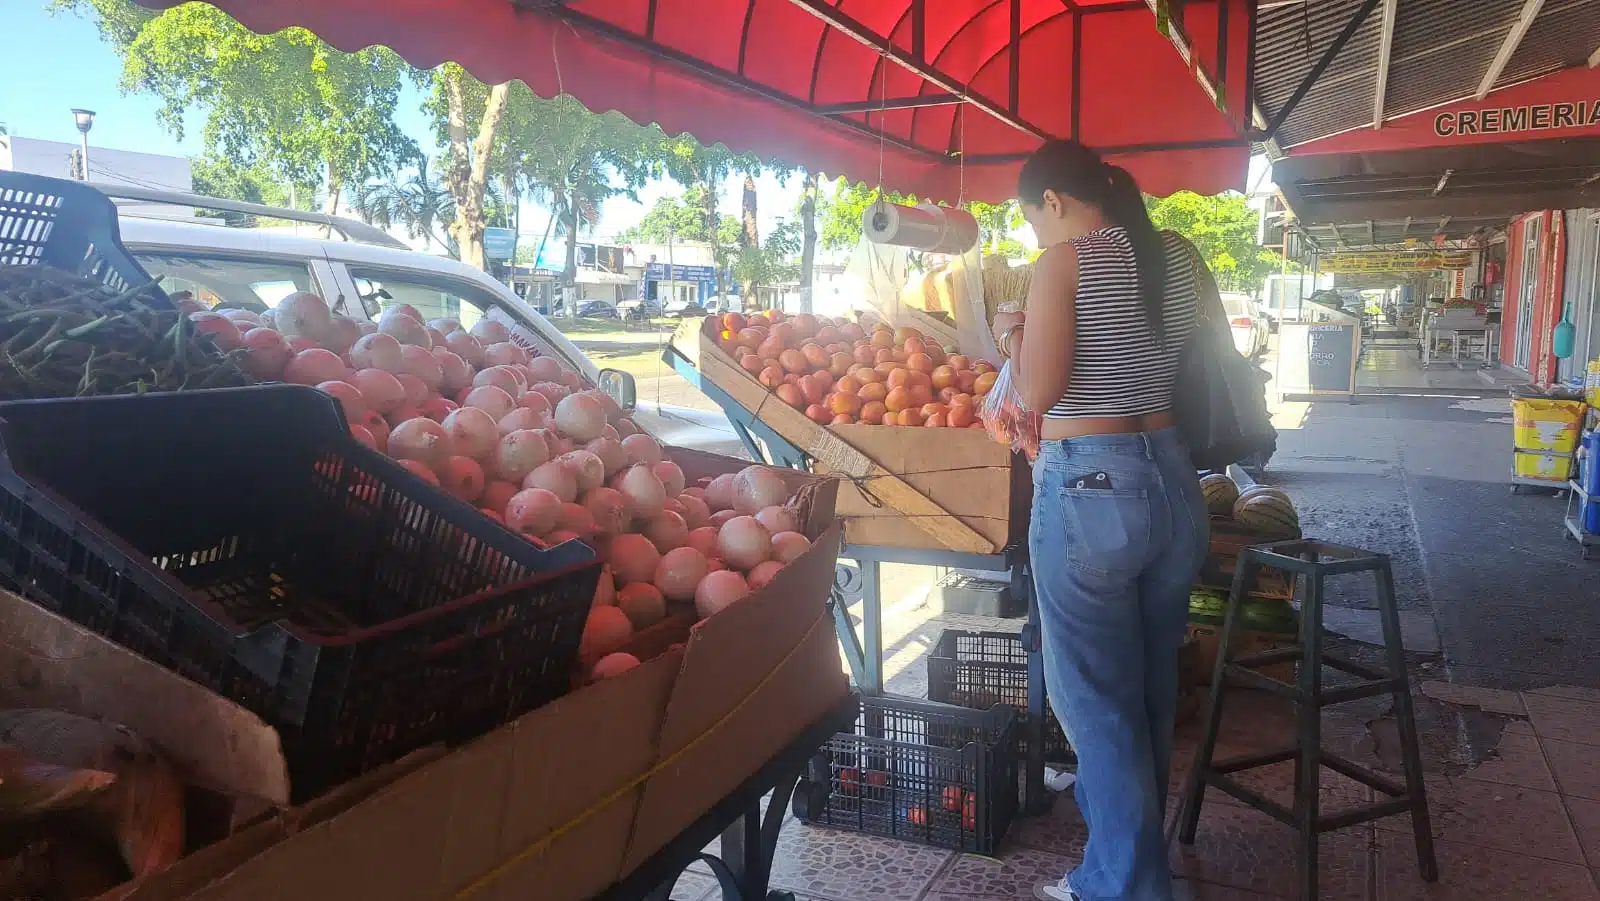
[135,0,1254,201]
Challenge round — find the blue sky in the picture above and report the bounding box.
[0,2,800,242]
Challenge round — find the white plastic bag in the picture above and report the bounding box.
[978,359,1041,459]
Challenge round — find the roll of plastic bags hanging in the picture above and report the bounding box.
[861,201,981,254]
[857,201,996,361]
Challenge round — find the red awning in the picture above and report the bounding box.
[133,0,1254,201]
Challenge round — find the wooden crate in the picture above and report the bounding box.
[1199,517,1296,600]
[672,317,1022,555]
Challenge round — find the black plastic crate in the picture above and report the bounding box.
[0,384,599,799]
[926,629,1074,765]
[793,695,1018,854]
[0,172,171,305]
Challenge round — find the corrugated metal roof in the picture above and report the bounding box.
[1252,0,1599,149]
[1499,0,1600,87]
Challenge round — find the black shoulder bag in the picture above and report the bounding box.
[1171,241,1277,471]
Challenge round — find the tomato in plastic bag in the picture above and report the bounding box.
[977,361,1041,459]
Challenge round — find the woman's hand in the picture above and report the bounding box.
[991,311,1025,343]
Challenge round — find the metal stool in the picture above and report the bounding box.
[1177,540,1438,901]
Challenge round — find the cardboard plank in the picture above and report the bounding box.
[622,523,850,873]
[0,589,290,805]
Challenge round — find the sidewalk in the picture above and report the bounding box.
[669,634,1600,901]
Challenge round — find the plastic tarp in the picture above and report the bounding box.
[134,0,1254,202]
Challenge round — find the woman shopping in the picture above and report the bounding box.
[989,140,1216,901]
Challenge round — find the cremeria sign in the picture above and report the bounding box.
[1283,66,1600,156]
[1434,100,1600,138]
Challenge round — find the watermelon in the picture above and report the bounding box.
[1199,473,1240,517]
[1241,599,1298,634]
[1236,485,1291,506]
[1234,493,1300,538]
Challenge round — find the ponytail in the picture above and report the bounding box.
[1101,164,1167,343]
[1017,140,1169,343]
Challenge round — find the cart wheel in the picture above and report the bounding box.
[1565,529,1575,541]
[1510,484,1525,495]
[790,780,813,821]
[1584,546,1598,561]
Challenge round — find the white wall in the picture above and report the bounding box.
[1,136,194,221]
[625,242,716,267]
[1561,209,1600,382]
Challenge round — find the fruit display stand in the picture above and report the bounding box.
[662,316,1055,814]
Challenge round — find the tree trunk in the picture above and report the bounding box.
[740,175,758,249]
[323,164,342,218]
[798,169,818,314]
[705,169,723,297]
[444,69,510,272]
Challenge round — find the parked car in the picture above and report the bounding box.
[105,187,739,454]
[1222,293,1268,358]
[663,297,705,318]
[705,294,751,316]
[570,300,619,319]
[617,299,663,321]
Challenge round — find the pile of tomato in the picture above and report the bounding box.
[715,310,998,429]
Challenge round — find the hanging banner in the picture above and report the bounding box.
[1320,251,1473,273]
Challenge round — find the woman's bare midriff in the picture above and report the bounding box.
[1040,409,1177,440]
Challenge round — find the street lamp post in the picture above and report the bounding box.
[71,109,95,182]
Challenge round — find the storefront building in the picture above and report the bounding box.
[1497,209,1600,388]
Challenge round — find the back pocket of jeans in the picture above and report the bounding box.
[1058,487,1151,576]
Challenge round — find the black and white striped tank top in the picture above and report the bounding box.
[1044,226,1198,420]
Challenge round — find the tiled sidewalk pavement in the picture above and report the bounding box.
[666,683,1600,901]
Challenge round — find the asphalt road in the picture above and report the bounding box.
[1262,391,1600,689]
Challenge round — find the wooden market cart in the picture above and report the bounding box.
[663,316,1054,811]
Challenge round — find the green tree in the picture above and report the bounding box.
[968,200,1025,256]
[191,155,296,209]
[817,179,916,251]
[733,219,801,309]
[1145,191,1278,294]
[350,156,460,256]
[421,64,510,270]
[60,0,416,216]
[617,186,732,244]
[645,134,770,295]
[502,93,654,287]
[796,169,819,313]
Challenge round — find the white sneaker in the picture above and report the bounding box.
[1033,880,1079,901]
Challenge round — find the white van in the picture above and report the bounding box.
[105,187,744,456]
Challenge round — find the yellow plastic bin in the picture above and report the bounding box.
[1512,398,1587,454]
[1513,449,1575,481]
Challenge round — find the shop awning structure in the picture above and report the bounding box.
[131,0,1256,202]
[1251,0,1600,253]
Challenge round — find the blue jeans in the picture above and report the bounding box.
[1028,428,1209,901]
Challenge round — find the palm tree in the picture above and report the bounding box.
[352,157,460,257]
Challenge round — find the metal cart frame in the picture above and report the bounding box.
[593,695,858,901]
[1563,480,1600,560]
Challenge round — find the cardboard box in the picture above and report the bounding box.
[0,588,310,900]
[167,455,849,901]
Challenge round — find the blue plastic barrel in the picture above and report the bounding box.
[1585,431,1600,533]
